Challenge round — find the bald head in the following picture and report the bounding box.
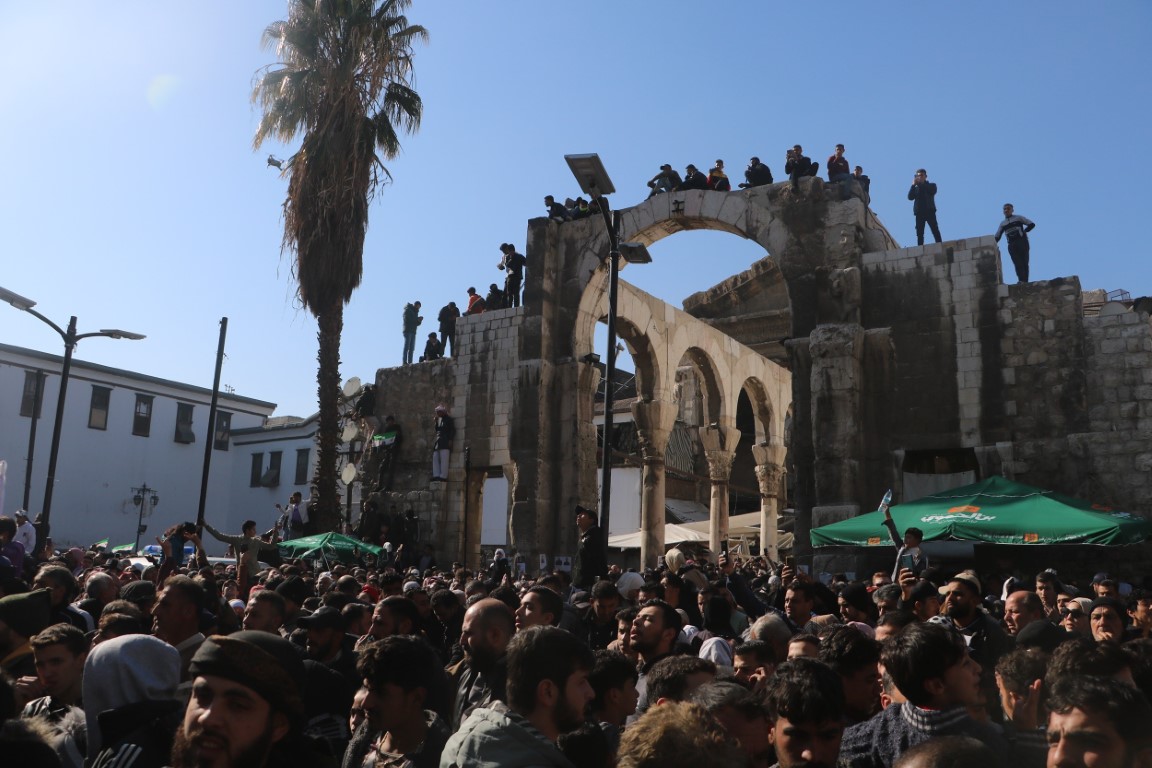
[1003,591,1045,636]
[461,598,515,671]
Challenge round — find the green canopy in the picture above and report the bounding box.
[278,532,383,563]
[811,475,1152,547]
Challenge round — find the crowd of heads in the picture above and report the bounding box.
[1,511,1151,767]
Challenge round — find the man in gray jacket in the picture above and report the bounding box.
[440,626,594,768]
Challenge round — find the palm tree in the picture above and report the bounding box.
[253,0,425,533]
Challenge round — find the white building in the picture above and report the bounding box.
[0,342,315,550]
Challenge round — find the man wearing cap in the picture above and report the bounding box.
[0,588,52,679]
[432,404,454,482]
[171,630,321,768]
[931,571,1012,721]
[647,164,681,197]
[299,605,358,687]
[573,505,606,589]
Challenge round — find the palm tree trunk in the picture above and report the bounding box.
[313,301,344,533]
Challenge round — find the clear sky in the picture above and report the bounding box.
[2,2,1149,419]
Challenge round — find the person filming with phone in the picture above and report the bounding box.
[881,494,928,581]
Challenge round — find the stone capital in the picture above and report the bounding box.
[754,463,785,497]
[631,400,677,460]
[704,449,736,483]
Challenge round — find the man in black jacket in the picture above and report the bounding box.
[739,157,773,188]
[908,168,942,245]
[785,145,818,192]
[574,505,607,589]
[677,164,709,191]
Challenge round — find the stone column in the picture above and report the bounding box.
[752,443,786,563]
[700,423,740,562]
[632,400,676,570]
[704,449,735,558]
[809,324,865,529]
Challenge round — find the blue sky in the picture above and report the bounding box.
[2,2,1149,419]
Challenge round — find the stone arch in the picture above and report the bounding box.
[574,273,663,401]
[738,376,776,445]
[675,345,726,428]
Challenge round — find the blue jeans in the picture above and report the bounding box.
[402,331,416,364]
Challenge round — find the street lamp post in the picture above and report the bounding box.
[0,286,144,546]
[132,484,160,554]
[564,155,651,567]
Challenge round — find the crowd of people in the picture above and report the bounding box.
[1,505,1150,768]
[395,145,1039,365]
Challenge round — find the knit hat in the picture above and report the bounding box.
[1090,596,1129,626]
[120,579,157,606]
[1015,619,1067,653]
[190,631,305,726]
[0,589,51,639]
[276,575,310,605]
[839,582,872,615]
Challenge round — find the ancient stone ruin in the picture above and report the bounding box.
[367,176,1152,571]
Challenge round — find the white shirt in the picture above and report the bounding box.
[15,520,36,553]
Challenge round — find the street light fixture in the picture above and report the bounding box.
[0,285,144,546]
[564,154,651,567]
[132,483,160,553]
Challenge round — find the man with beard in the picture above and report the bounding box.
[930,571,1013,721]
[153,575,207,681]
[442,626,594,768]
[765,658,846,768]
[171,631,323,768]
[298,605,358,688]
[32,565,94,631]
[448,598,514,731]
[628,599,682,723]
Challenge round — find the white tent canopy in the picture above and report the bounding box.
[608,512,794,551]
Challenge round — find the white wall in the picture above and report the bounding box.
[481,476,508,546]
[0,345,275,550]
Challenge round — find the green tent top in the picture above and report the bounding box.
[278,532,383,563]
[810,475,1152,547]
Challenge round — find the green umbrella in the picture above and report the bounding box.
[278,532,383,563]
[811,475,1152,547]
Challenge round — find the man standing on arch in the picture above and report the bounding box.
[908,168,942,245]
[995,203,1036,283]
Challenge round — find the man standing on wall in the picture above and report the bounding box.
[499,243,526,309]
[995,203,1036,283]
[573,505,607,589]
[908,168,942,245]
[431,404,454,482]
[402,300,422,365]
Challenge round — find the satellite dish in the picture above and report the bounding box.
[340,463,358,485]
[342,377,362,398]
[341,422,359,443]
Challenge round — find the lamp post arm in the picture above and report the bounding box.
[21,306,68,340]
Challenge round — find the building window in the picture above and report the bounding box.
[88,386,111,430]
[133,394,153,437]
[295,448,310,485]
[214,411,232,451]
[19,371,45,418]
[250,453,264,487]
[261,451,282,487]
[174,403,196,444]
